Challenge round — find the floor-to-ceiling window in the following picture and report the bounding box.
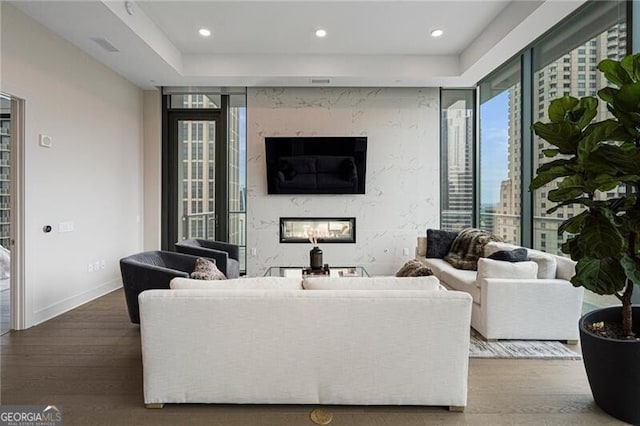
[440,89,475,231]
[162,89,247,273]
[531,1,627,257]
[227,96,247,272]
[530,1,627,312]
[473,0,628,312]
[479,59,522,245]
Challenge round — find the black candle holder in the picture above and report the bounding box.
[310,246,323,270]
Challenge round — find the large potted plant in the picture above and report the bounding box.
[530,52,640,424]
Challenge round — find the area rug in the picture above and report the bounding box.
[469,331,581,359]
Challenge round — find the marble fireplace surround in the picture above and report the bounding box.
[246,87,440,277]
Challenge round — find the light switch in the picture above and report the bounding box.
[58,221,74,233]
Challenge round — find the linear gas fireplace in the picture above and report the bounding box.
[279,217,356,244]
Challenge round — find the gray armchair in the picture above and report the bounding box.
[120,250,204,324]
[175,239,240,279]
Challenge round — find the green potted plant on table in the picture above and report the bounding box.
[530,52,640,424]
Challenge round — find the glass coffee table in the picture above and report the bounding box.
[264,266,369,278]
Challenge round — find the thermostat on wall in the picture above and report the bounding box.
[39,134,52,148]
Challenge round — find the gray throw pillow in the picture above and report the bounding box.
[396,260,433,277]
[191,257,226,280]
[487,248,528,262]
[426,229,459,259]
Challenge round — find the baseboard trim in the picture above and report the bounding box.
[31,279,122,327]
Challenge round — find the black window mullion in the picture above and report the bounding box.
[216,95,229,241]
[521,50,533,248]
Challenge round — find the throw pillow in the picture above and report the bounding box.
[396,260,434,277]
[190,257,226,280]
[409,265,434,276]
[483,241,520,258]
[444,228,502,270]
[426,229,459,259]
[487,248,528,262]
[476,258,538,281]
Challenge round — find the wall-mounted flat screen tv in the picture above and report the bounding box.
[265,136,367,195]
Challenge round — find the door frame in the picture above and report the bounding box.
[161,98,228,249]
[7,95,25,330]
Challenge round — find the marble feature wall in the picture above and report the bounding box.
[246,87,440,276]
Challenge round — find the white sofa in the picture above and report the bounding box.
[416,242,584,342]
[138,276,472,410]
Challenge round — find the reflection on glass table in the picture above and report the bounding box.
[264,266,369,278]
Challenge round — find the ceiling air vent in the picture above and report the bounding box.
[311,78,330,84]
[91,37,120,53]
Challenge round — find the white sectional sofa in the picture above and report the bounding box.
[416,242,584,342]
[138,276,472,410]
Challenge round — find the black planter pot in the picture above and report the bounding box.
[580,306,640,425]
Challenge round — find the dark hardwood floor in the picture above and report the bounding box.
[0,289,626,425]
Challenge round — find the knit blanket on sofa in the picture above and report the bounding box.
[444,228,502,270]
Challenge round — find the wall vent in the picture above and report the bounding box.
[310,78,331,84]
[91,38,120,53]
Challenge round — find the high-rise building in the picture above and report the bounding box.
[441,99,474,231]
[178,94,246,271]
[0,100,10,250]
[494,23,627,253]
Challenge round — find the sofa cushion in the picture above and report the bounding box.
[439,268,480,303]
[476,258,538,281]
[170,277,302,290]
[426,229,459,259]
[444,228,502,270]
[395,260,433,277]
[302,276,442,291]
[526,250,557,279]
[556,255,577,281]
[484,242,558,279]
[487,248,528,262]
[416,257,451,277]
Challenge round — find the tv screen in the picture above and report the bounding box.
[265,137,367,194]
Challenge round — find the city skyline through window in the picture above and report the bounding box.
[474,1,626,254]
[479,59,522,245]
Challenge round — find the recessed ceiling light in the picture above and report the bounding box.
[315,29,327,38]
[431,29,444,38]
[199,28,211,37]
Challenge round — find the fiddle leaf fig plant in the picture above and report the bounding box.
[530,53,640,338]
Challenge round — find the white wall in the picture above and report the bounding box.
[143,89,162,250]
[246,87,440,277]
[1,4,143,327]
